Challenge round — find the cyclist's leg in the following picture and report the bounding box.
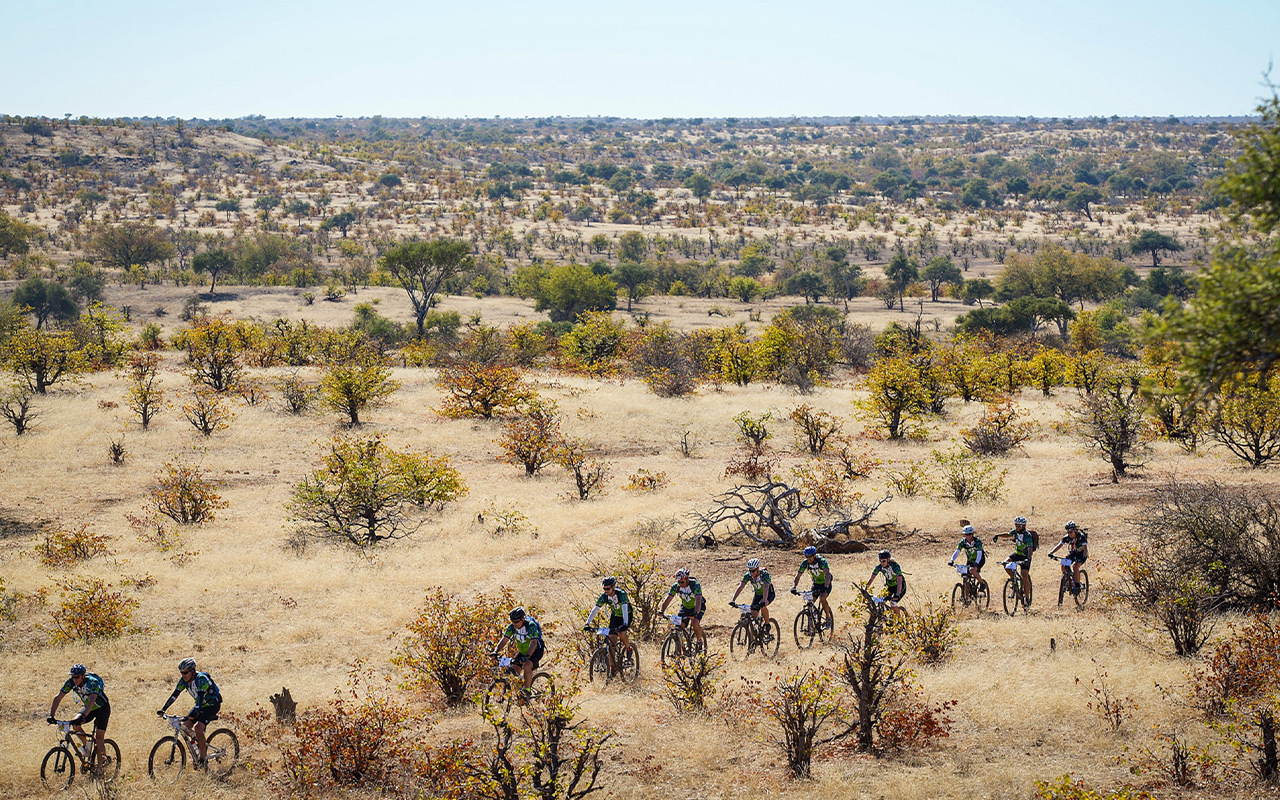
[691,613,705,645]
[1021,561,1032,599]
[618,623,632,653]
[87,706,109,772]
[193,719,208,762]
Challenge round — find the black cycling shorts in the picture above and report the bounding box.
[810,584,832,599]
[969,552,987,569]
[1006,554,1031,570]
[888,581,906,602]
[187,702,221,725]
[678,607,706,620]
[82,701,111,732]
[515,643,545,669]
[1069,553,1088,565]
[608,620,630,634]
[751,586,777,610]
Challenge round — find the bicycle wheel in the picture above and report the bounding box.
[588,645,611,683]
[1003,578,1019,616]
[41,746,74,789]
[794,608,817,649]
[975,581,991,610]
[96,738,121,783]
[761,618,781,658]
[661,631,683,665]
[1058,573,1069,607]
[1075,570,1090,608]
[729,620,752,661]
[148,735,186,782]
[483,677,514,720]
[529,671,554,699]
[951,582,966,609]
[205,729,239,778]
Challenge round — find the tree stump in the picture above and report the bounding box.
[270,687,297,724]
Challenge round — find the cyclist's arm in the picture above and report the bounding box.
[585,604,603,627]
[490,633,510,656]
[730,581,746,603]
[695,592,704,613]
[949,546,961,563]
[1047,542,1063,557]
[621,600,630,626]
[49,690,68,718]
[660,593,673,613]
[159,682,184,713]
[822,566,831,584]
[791,568,801,589]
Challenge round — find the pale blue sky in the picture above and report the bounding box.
[2,0,1277,119]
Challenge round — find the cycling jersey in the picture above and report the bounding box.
[742,570,772,597]
[668,579,703,611]
[871,560,903,588]
[503,618,544,655]
[60,674,108,712]
[797,556,831,585]
[1007,529,1036,558]
[1061,532,1088,559]
[952,537,984,564]
[164,671,222,710]
[588,589,631,626]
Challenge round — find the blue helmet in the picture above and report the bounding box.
[69,664,86,676]
[803,546,817,557]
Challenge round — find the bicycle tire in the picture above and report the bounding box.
[794,607,817,649]
[618,644,640,682]
[1075,570,1089,608]
[96,738,121,783]
[148,735,186,782]
[975,580,991,610]
[1003,578,1019,616]
[951,582,965,609]
[529,671,553,698]
[483,676,514,720]
[1058,573,1068,607]
[41,746,74,789]
[762,618,781,658]
[588,645,611,683]
[206,729,239,777]
[729,620,752,661]
[661,630,683,665]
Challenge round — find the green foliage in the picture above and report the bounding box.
[436,362,534,419]
[13,277,78,329]
[191,248,235,296]
[1130,229,1183,268]
[5,325,88,394]
[887,599,963,664]
[1033,776,1152,800]
[289,435,467,548]
[319,347,399,425]
[1072,368,1152,477]
[559,310,626,375]
[534,263,618,323]
[0,211,42,258]
[1209,375,1280,467]
[46,577,143,643]
[381,238,474,335]
[930,446,1006,504]
[856,355,931,440]
[88,222,174,270]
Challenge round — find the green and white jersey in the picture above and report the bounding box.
[668,579,703,611]
[503,619,543,655]
[1008,529,1035,557]
[798,556,831,585]
[956,537,984,563]
[595,589,630,619]
[871,560,903,588]
[742,570,772,597]
[59,674,107,711]
[168,671,221,709]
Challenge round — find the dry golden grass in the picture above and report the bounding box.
[2,312,1279,799]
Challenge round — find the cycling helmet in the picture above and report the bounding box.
[178,658,197,672]
[1013,516,1028,526]
[1064,521,1078,531]
[962,525,975,536]
[878,550,891,560]
[803,546,817,557]
[674,568,689,579]
[509,607,526,622]
[602,576,617,588]
[746,558,761,570]
[69,664,87,676]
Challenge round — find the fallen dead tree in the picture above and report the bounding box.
[680,479,891,549]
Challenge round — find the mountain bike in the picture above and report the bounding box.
[148,713,239,781]
[41,719,120,789]
[660,614,705,665]
[1052,555,1090,608]
[1000,560,1032,615]
[587,626,640,684]
[949,563,990,610]
[729,603,780,660]
[482,654,553,722]
[791,588,832,649]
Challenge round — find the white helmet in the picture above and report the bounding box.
[746,558,761,570]
[962,525,976,536]
[1013,516,1028,526]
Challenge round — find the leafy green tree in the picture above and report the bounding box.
[998,243,1126,309]
[785,271,826,304]
[76,190,106,220]
[89,222,174,271]
[884,250,918,311]
[612,261,653,311]
[960,178,997,208]
[0,212,42,258]
[13,277,78,329]
[1170,91,1280,388]
[617,231,647,263]
[191,249,234,298]
[321,210,357,237]
[214,198,240,220]
[381,238,474,337]
[737,243,773,278]
[960,278,995,307]
[534,263,618,322]
[253,194,281,217]
[319,348,400,426]
[684,173,713,203]
[921,256,963,302]
[728,276,762,302]
[1065,186,1105,221]
[1130,229,1184,268]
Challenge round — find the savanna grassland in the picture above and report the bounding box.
[2,111,1280,800]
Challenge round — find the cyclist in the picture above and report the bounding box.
[48,664,110,775]
[492,607,545,689]
[1047,521,1089,595]
[948,524,988,601]
[866,550,907,616]
[993,515,1038,605]
[156,658,222,767]
[584,576,634,658]
[790,546,833,629]
[730,558,775,628]
[659,568,706,648]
